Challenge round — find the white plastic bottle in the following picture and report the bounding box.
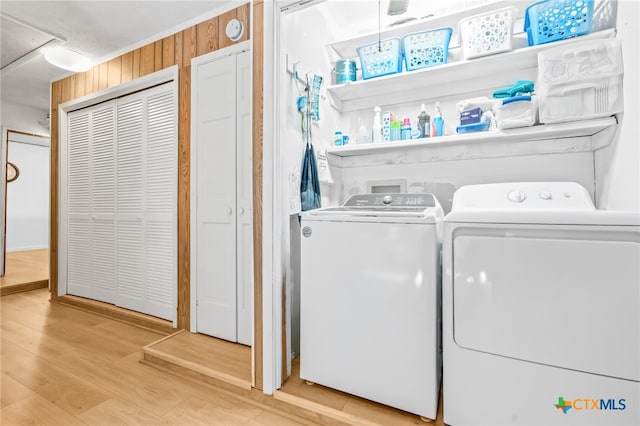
[372,106,383,143]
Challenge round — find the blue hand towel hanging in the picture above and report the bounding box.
[300,143,321,211]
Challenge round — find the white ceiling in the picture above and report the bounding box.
[1,1,236,115]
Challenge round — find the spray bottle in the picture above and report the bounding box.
[431,102,444,137]
[417,103,431,138]
[372,106,383,143]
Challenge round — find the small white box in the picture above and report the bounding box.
[537,38,623,124]
[495,95,538,130]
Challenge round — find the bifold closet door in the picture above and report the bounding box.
[67,103,117,303]
[66,83,176,321]
[195,49,252,345]
[115,85,177,320]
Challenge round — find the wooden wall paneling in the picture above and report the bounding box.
[154,41,163,71]
[252,0,264,391]
[174,32,184,68]
[196,17,219,56]
[132,49,141,79]
[237,3,251,43]
[60,77,72,103]
[140,43,156,77]
[162,35,176,69]
[107,57,122,88]
[217,8,238,49]
[177,65,191,330]
[121,52,133,84]
[84,68,94,95]
[49,80,63,298]
[69,75,77,101]
[182,27,197,67]
[98,62,109,91]
[75,72,86,98]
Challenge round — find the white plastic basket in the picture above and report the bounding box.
[458,7,515,60]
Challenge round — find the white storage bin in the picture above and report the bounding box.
[537,38,623,124]
[495,95,538,130]
[458,7,515,60]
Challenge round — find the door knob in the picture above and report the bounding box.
[239,207,245,215]
[227,207,233,216]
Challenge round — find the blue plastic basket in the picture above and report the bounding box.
[524,0,594,46]
[357,38,403,80]
[402,28,453,71]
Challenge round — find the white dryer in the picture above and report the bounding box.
[442,182,639,425]
[300,193,443,420]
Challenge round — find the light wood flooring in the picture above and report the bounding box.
[276,357,445,426]
[0,289,321,425]
[1,249,48,296]
[143,329,253,390]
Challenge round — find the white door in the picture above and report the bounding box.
[194,47,252,345]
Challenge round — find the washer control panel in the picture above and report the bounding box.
[452,182,595,211]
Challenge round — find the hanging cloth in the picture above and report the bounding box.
[300,142,321,211]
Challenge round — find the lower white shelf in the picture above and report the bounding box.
[326,117,617,166]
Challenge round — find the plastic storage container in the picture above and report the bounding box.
[459,7,515,59]
[357,38,403,80]
[537,38,623,123]
[524,0,594,46]
[402,28,452,71]
[495,95,538,129]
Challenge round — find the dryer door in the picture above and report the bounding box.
[452,225,639,381]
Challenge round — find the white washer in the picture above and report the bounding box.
[442,182,640,425]
[300,193,444,419]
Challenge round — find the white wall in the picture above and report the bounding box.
[1,101,50,135]
[595,0,640,211]
[6,140,50,251]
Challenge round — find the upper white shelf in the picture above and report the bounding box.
[328,0,524,59]
[325,117,617,160]
[326,29,617,112]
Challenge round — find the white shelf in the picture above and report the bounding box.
[328,0,523,59]
[325,117,617,164]
[326,29,616,112]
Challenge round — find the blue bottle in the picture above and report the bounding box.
[432,102,444,137]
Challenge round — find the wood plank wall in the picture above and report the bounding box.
[49,2,264,390]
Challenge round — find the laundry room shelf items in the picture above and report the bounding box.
[326,28,615,112]
[325,117,617,165]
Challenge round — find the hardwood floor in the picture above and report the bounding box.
[143,330,253,389]
[276,358,446,426]
[0,289,321,425]
[1,249,48,296]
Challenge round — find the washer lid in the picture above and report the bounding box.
[303,193,443,222]
[445,182,639,226]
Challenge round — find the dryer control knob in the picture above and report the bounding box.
[539,191,552,200]
[382,195,393,205]
[507,190,526,203]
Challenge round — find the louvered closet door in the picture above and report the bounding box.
[116,94,146,314]
[90,105,117,303]
[115,84,176,320]
[67,110,92,298]
[144,88,176,320]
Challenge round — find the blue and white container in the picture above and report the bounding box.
[335,59,357,84]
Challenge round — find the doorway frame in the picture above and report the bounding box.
[1,128,51,277]
[57,65,179,326]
